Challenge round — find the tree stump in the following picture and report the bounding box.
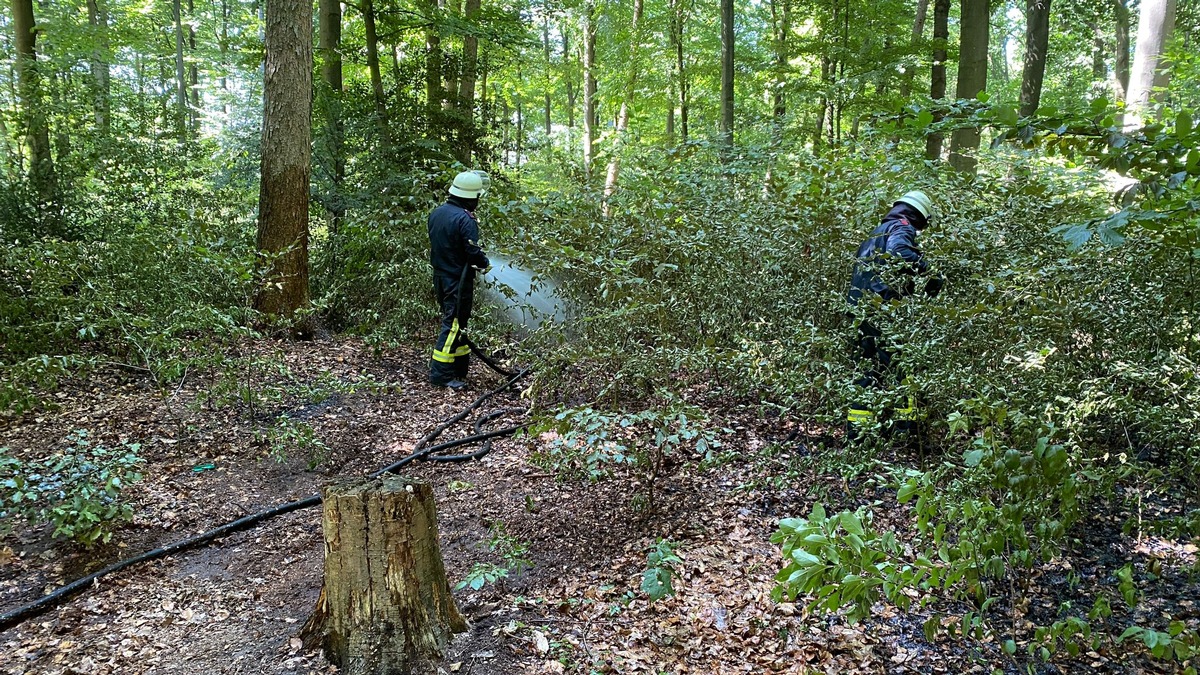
[302,477,467,675]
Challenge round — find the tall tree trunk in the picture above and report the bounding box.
[899,0,929,99]
[255,0,313,335]
[173,0,189,138]
[562,23,576,130]
[582,0,596,178]
[924,0,950,160]
[1126,0,1176,120]
[815,57,829,151]
[188,0,200,131]
[949,0,989,173]
[1091,23,1106,79]
[1114,0,1130,101]
[11,0,58,220]
[771,0,790,124]
[676,0,696,141]
[220,0,230,119]
[318,0,344,233]
[602,0,645,214]
[543,13,552,135]
[1019,0,1051,117]
[459,0,480,148]
[363,0,389,141]
[87,0,111,137]
[719,0,734,148]
[425,0,443,125]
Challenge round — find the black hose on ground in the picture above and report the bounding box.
[0,369,531,634]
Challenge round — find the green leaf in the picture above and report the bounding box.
[963,449,985,467]
[1003,639,1017,655]
[840,512,865,536]
[1177,110,1194,139]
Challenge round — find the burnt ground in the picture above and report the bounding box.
[0,338,1197,674]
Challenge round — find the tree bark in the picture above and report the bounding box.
[924,0,950,161]
[459,0,480,123]
[771,0,790,123]
[188,0,200,131]
[87,0,111,137]
[948,0,989,173]
[602,0,645,214]
[302,478,467,675]
[719,0,735,148]
[1113,0,1130,101]
[1019,0,1051,117]
[899,0,929,99]
[318,0,344,233]
[173,0,188,138]
[674,0,689,142]
[425,0,443,125]
[11,0,57,220]
[363,0,389,141]
[255,0,313,335]
[1126,0,1176,120]
[582,0,597,178]
[543,14,552,136]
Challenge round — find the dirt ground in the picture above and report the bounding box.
[1,338,1196,674]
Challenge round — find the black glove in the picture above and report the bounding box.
[924,275,945,298]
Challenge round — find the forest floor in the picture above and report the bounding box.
[0,338,1196,674]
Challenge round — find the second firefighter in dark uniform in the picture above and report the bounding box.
[429,170,491,390]
[846,190,943,437]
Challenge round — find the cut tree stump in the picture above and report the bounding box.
[301,477,467,675]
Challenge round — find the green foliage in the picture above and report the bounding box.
[640,538,682,603]
[0,430,143,546]
[533,400,723,510]
[257,417,329,469]
[455,520,533,591]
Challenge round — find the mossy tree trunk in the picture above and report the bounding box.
[302,478,467,675]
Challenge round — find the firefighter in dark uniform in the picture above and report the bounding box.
[846,190,943,437]
[428,170,491,390]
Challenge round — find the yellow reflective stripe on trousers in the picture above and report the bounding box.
[432,318,461,363]
[453,345,471,357]
[847,409,875,423]
[894,396,919,421]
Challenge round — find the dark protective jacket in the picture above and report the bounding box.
[428,196,490,281]
[847,203,929,306]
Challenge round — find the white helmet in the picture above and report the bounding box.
[449,170,487,199]
[895,190,934,220]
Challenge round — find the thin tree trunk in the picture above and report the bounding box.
[11,0,58,220]
[602,0,645,214]
[1019,0,1051,117]
[949,0,989,173]
[815,57,829,151]
[676,1,688,142]
[563,23,576,130]
[87,0,111,136]
[924,0,949,160]
[255,0,313,335]
[220,0,229,119]
[363,0,389,141]
[582,0,596,178]
[1091,23,1106,79]
[899,0,929,99]
[719,0,735,148]
[173,0,189,138]
[543,14,552,136]
[1114,0,1130,101]
[459,0,480,115]
[771,0,790,124]
[1126,0,1176,120]
[188,0,200,131]
[425,0,443,125]
[318,0,344,233]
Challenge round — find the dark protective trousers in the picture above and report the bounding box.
[429,274,474,384]
[847,320,917,437]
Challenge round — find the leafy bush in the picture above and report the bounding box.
[640,538,682,602]
[456,521,532,591]
[0,430,144,546]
